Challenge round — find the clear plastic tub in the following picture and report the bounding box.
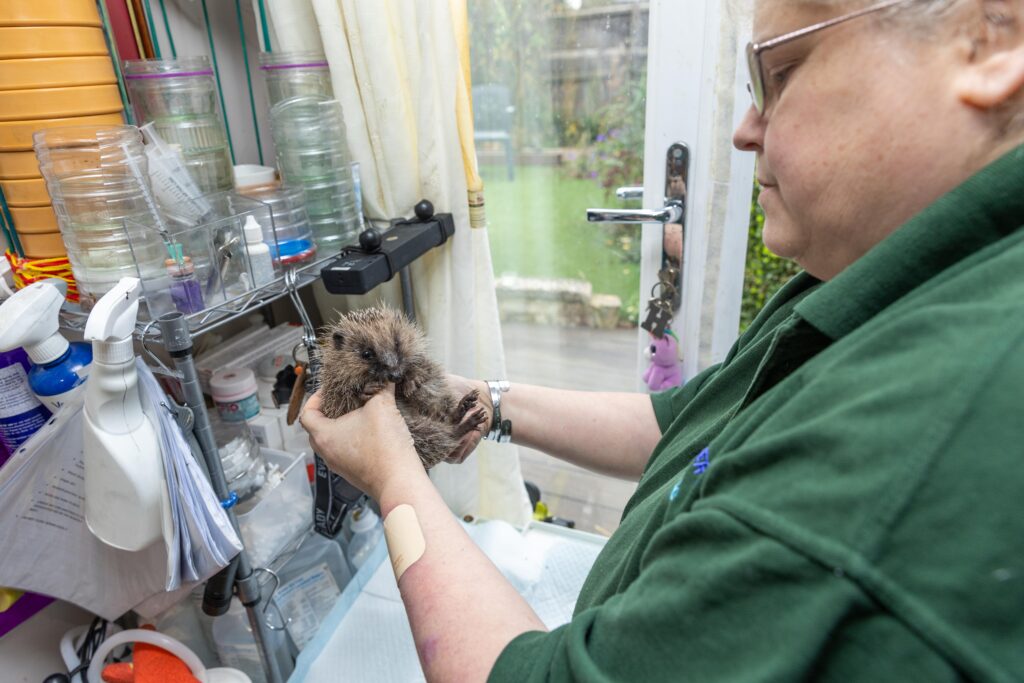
[239,185,316,265]
[34,125,167,309]
[275,148,350,183]
[210,416,266,502]
[300,179,354,217]
[236,450,312,569]
[153,115,228,152]
[129,191,274,321]
[258,51,333,106]
[182,146,233,194]
[124,57,220,121]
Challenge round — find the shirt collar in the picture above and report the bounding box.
[794,144,1024,340]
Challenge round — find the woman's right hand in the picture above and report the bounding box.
[445,374,492,464]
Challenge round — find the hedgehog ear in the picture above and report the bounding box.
[332,331,344,349]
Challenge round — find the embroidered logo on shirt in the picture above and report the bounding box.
[692,447,710,475]
[669,447,710,502]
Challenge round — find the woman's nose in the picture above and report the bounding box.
[733,104,764,153]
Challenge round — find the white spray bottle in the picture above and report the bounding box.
[0,279,92,412]
[83,277,168,551]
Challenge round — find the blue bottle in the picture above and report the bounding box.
[0,348,51,455]
[0,279,92,413]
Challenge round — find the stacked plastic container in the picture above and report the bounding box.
[260,51,362,251]
[0,0,124,259]
[33,126,166,309]
[270,96,362,250]
[124,57,234,195]
[258,51,334,106]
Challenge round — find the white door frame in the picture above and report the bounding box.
[639,0,756,384]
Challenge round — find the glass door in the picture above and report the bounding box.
[468,0,754,533]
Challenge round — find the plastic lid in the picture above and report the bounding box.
[233,164,276,189]
[350,506,380,533]
[165,256,195,275]
[210,367,257,401]
[243,215,265,244]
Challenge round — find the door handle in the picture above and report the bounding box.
[615,186,644,200]
[586,199,683,225]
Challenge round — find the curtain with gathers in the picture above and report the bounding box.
[257,0,531,526]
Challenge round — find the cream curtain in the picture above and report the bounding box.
[258,0,531,526]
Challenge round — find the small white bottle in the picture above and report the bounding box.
[346,506,384,572]
[243,215,275,288]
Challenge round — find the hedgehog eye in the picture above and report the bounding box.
[361,349,375,361]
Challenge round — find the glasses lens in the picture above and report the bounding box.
[745,43,764,114]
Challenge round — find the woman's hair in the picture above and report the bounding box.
[827,0,1024,133]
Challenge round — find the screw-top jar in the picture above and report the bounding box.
[123,57,233,194]
[258,50,333,106]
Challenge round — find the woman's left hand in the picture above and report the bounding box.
[300,385,422,500]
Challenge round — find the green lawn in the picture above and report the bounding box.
[480,164,641,321]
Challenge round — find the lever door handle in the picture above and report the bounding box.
[586,199,683,225]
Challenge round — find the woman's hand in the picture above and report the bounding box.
[445,374,492,464]
[300,386,423,500]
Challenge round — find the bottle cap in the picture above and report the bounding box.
[165,256,195,275]
[0,279,70,365]
[243,215,265,244]
[350,506,380,533]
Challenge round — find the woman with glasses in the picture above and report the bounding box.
[301,0,1024,679]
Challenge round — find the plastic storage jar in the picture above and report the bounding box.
[123,57,233,194]
[270,96,362,247]
[259,51,333,106]
[33,125,166,309]
[210,415,267,501]
[123,57,220,119]
[211,367,261,423]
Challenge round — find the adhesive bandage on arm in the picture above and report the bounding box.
[383,504,426,581]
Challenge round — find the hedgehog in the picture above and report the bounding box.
[316,307,488,468]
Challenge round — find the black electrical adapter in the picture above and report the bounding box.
[320,199,456,295]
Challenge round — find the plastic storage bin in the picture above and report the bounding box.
[127,192,277,321]
[235,450,313,570]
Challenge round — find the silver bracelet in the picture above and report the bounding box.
[484,380,512,443]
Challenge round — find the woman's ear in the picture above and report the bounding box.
[954,0,1024,109]
[955,45,1024,109]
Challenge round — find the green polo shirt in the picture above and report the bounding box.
[491,145,1024,682]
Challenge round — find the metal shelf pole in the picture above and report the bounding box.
[159,312,284,683]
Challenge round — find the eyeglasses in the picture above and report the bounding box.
[746,0,914,114]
